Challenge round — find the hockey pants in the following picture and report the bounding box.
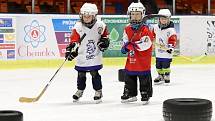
[156,60,171,76]
[77,70,102,91]
[124,73,153,97]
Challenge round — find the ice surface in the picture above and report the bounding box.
[0,64,215,121]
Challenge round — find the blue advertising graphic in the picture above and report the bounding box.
[0,34,3,43]
[52,18,78,57]
[0,18,12,27]
[0,17,16,60]
[7,50,15,59]
[52,19,78,31]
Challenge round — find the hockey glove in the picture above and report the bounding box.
[97,37,110,52]
[166,49,173,54]
[65,42,79,61]
[121,42,129,54]
[166,44,174,54]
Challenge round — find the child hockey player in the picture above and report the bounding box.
[121,2,153,104]
[65,3,109,103]
[153,9,177,85]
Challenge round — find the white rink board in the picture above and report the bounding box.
[180,16,215,56]
[0,14,215,59]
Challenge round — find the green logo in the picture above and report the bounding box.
[109,28,119,42]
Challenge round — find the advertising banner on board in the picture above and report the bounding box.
[0,17,16,60]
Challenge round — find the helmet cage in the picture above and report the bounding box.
[127,2,146,24]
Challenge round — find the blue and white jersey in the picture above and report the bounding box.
[72,20,107,71]
[153,23,176,60]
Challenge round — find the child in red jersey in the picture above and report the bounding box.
[121,2,153,104]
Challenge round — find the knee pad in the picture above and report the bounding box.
[90,71,100,78]
[78,71,86,78]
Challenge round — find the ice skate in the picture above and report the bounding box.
[73,90,84,102]
[154,74,164,85]
[121,96,137,103]
[121,88,137,103]
[141,92,149,105]
[164,75,170,86]
[94,89,103,104]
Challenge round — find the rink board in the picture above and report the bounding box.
[0,56,215,69]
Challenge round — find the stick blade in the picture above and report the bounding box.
[19,97,37,103]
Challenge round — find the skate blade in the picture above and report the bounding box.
[142,101,149,105]
[164,83,170,86]
[73,99,79,102]
[121,97,137,103]
[94,99,102,104]
[154,81,164,85]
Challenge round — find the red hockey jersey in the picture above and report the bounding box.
[122,24,153,75]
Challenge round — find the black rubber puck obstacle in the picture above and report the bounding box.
[163,98,212,121]
[0,110,23,121]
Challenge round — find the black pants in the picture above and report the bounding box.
[124,73,153,97]
[77,70,102,91]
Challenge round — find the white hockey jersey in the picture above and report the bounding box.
[153,23,177,59]
[70,20,107,71]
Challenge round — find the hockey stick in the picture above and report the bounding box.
[155,42,194,62]
[180,53,207,62]
[154,42,207,62]
[19,33,86,103]
[154,42,169,51]
[19,59,67,103]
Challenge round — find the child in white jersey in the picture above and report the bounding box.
[152,9,177,85]
[65,3,109,103]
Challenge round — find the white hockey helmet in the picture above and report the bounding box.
[158,9,171,18]
[80,3,98,27]
[127,2,146,17]
[80,3,98,16]
[127,2,146,28]
[158,9,172,28]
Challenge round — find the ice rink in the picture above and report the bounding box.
[0,64,215,121]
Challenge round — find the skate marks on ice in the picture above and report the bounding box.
[153,81,182,86]
[38,98,161,108]
[72,99,102,104]
[37,99,116,106]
